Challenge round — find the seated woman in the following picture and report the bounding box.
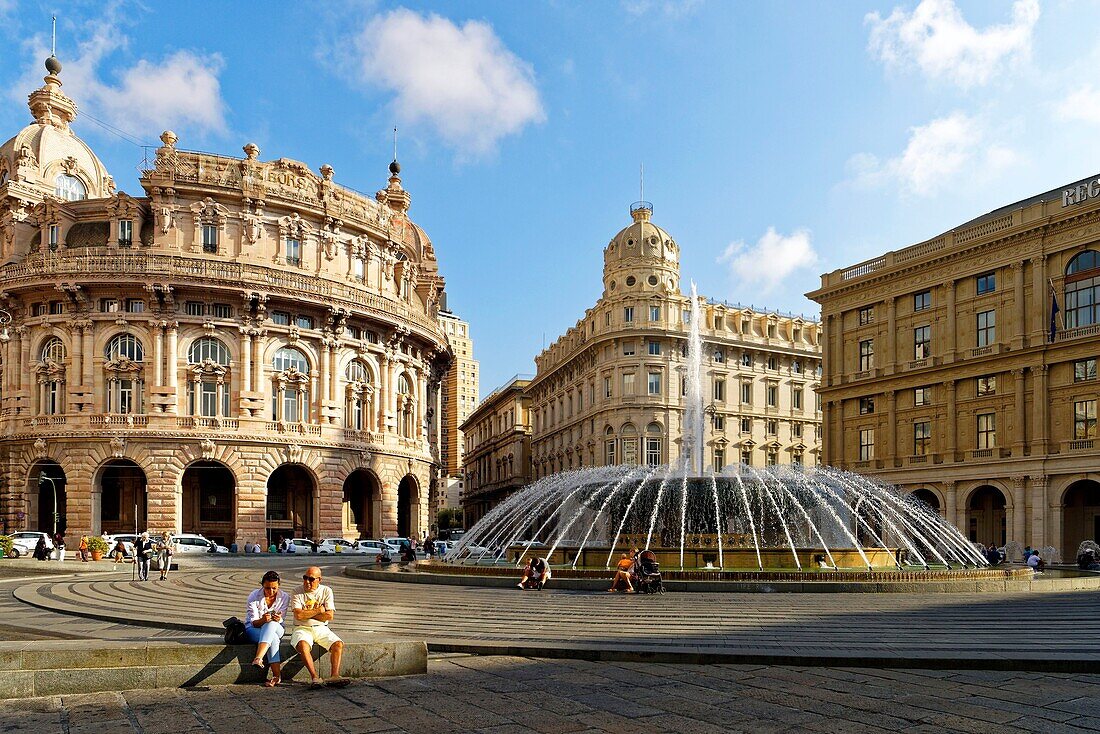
[518,557,552,589]
[609,552,636,593]
[245,570,291,687]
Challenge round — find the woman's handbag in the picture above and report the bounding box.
[222,616,247,645]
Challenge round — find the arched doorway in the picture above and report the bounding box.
[342,470,381,539]
[1062,480,1100,560]
[397,475,419,539]
[182,461,236,546]
[98,460,148,535]
[27,461,66,536]
[266,465,315,545]
[967,485,1006,546]
[911,488,941,515]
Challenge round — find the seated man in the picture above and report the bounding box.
[1026,551,1045,571]
[609,552,636,593]
[291,566,349,688]
[518,557,551,590]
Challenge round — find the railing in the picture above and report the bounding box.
[970,448,994,459]
[908,455,928,464]
[1065,439,1095,451]
[90,414,149,427]
[1055,324,1100,341]
[176,417,239,430]
[841,257,887,281]
[852,370,872,381]
[954,214,1014,245]
[895,236,948,264]
[23,415,67,427]
[265,421,322,436]
[908,358,928,370]
[970,345,994,357]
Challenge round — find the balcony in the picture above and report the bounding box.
[265,421,322,436]
[908,454,928,464]
[1063,438,1096,452]
[90,414,149,428]
[968,343,1002,358]
[176,416,239,430]
[1055,324,1100,342]
[23,415,68,428]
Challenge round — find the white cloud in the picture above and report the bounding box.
[622,0,702,19]
[847,112,1016,197]
[1057,85,1100,125]
[866,0,1039,88]
[353,9,544,157]
[12,15,226,138]
[717,228,819,294]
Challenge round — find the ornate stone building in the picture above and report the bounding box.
[460,374,532,526]
[529,203,823,478]
[808,174,1100,561]
[0,56,452,545]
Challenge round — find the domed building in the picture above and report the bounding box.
[0,57,452,546]
[525,202,823,481]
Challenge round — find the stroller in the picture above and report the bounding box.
[635,550,664,594]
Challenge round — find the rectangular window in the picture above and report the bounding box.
[622,341,636,356]
[741,449,753,466]
[118,219,133,247]
[32,303,47,316]
[645,437,661,467]
[741,318,750,333]
[713,448,725,470]
[976,310,996,346]
[125,299,144,313]
[976,271,996,294]
[647,372,661,395]
[605,312,611,327]
[914,386,931,406]
[1075,400,1097,440]
[859,339,874,370]
[914,421,931,456]
[859,428,875,461]
[914,290,931,311]
[858,306,874,325]
[295,315,313,329]
[713,415,725,431]
[792,422,803,437]
[353,258,365,282]
[766,447,779,466]
[286,238,301,266]
[741,353,752,367]
[914,325,931,359]
[47,300,63,315]
[766,419,778,435]
[623,306,634,323]
[202,224,218,254]
[648,340,661,356]
[740,417,751,433]
[649,305,660,322]
[1075,359,1097,382]
[740,382,751,404]
[793,389,803,410]
[976,412,996,449]
[767,324,777,338]
[977,375,997,396]
[99,298,119,313]
[623,372,635,395]
[767,356,779,370]
[210,303,231,318]
[766,384,778,407]
[272,311,290,326]
[605,438,616,465]
[185,301,204,316]
[713,379,725,401]
[859,396,875,414]
[48,224,59,250]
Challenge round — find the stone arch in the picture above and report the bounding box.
[966,485,1007,547]
[25,459,67,536]
[260,339,319,374]
[397,474,420,539]
[93,324,151,357]
[182,331,239,363]
[95,458,148,536]
[31,329,72,360]
[343,468,382,539]
[266,463,318,546]
[909,487,942,515]
[1061,478,1100,561]
[180,459,236,546]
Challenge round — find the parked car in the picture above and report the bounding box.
[173,533,229,554]
[358,539,402,559]
[104,534,138,558]
[316,538,367,555]
[384,537,412,551]
[431,540,450,556]
[285,538,317,554]
[7,531,53,558]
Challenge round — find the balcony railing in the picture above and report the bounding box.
[970,448,994,459]
[1064,438,1095,451]
[90,414,149,427]
[265,421,322,436]
[176,417,239,430]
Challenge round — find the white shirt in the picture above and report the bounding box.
[245,589,290,626]
[1027,554,1041,568]
[291,584,335,628]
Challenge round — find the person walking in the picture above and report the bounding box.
[111,538,127,569]
[53,532,65,562]
[291,566,349,688]
[78,536,89,562]
[156,532,176,581]
[134,532,153,581]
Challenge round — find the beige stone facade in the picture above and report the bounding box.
[460,375,532,526]
[0,58,452,546]
[808,175,1100,561]
[529,203,823,478]
[438,308,477,478]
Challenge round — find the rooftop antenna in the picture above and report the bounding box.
[393,126,398,162]
[51,15,56,57]
[640,162,644,202]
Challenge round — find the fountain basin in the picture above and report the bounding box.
[496,544,900,570]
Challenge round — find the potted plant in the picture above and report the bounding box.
[86,535,109,561]
[0,535,12,559]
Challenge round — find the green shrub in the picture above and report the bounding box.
[86,535,110,554]
[0,535,13,558]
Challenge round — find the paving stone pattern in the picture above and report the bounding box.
[1,655,1099,734]
[13,566,1100,664]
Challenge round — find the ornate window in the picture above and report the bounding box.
[344,360,375,432]
[1065,250,1100,329]
[36,337,66,415]
[187,337,231,418]
[604,425,616,465]
[104,334,144,414]
[54,174,86,201]
[271,347,310,422]
[396,373,415,437]
[645,423,662,467]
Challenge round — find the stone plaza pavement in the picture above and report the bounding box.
[3,654,1100,734]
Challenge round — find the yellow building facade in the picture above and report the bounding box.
[0,57,452,546]
[809,176,1100,561]
[460,375,532,526]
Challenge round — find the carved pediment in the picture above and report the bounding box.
[105,356,143,374]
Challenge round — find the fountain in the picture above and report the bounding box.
[445,280,988,575]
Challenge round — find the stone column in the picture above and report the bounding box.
[319,340,331,421]
[1012,261,1026,349]
[17,327,29,391]
[82,325,94,387]
[251,332,263,395]
[885,389,897,465]
[417,368,429,439]
[165,323,178,414]
[1012,368,1026,454]
[943,279,956,360]
[835,400,845,468]
[1031,254,1047,342]
[1011,475,1027,545]
[1030,476,1047,547]
[944,380,956,462]
[885,297,896,372]
[944,480,958,526]
[70,321,84,388]
[832,314,843,387]
[239,329,252,393]
[152,321,164,387]
[1033,365,1048,454]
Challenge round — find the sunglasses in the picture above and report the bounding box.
[303,575,319,582]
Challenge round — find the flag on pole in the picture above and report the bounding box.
[1050,279,1061,342]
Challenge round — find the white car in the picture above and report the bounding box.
[316,538,368,555]
[284,538,316,554]
[358,539,402,558]
[7,531,53,558]
[384,537,412,551]
[172,534,228,554]
[103,534,138,558]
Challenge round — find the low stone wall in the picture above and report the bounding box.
[0,639,427,699]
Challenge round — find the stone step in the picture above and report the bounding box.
[0,639,426,699]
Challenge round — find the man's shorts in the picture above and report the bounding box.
[291,624,342,649]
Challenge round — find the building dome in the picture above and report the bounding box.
[602,202,681,296]
[0,57,113,200]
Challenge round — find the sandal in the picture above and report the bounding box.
[309,677,325,689]
[264,676,280,688]
[327,677,350,688]
[251,658,264,669]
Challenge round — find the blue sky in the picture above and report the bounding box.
[3,0,1100,393]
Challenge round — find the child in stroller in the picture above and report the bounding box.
[635,550,663,594]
